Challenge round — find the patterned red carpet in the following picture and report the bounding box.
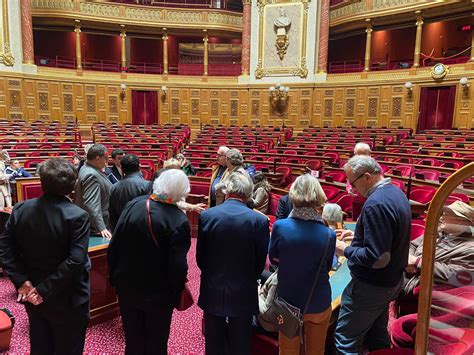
[0,239,205,354]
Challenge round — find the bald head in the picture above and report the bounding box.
[353,142,371,156]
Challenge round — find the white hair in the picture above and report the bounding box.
[152,169,190,203]
[354,142,371,156]
[343,155,382,176]
[225,172,253,199]
[322,203,343,224]
[289,174,327,208]
[217,146,229,155]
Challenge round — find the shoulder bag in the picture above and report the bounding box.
[146,197,194,311]
[266,229,331,340]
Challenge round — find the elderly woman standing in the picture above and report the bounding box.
[108,169,191,355]
[214,148,249,206]
[269,174,336,355]
[0,150,12,208]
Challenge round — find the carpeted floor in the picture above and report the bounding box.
[0,239,205,354]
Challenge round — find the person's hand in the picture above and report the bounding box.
[26,288,43,306]
[100,229,112,240]
[405,255,420,274]
[335,229,354,242]
[335,239,348,257]
[192,203,207,213]
[17,281,34,302]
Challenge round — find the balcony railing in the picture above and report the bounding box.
[108,0,243,12]
[35,55,76,69]
[128,62,163,74]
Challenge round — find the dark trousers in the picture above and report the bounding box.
[204,313,253,355]
[117,287,174,355]
[25,302,89,355]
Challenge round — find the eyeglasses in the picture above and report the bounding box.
[348,173,365,187]
[217,153,226,157]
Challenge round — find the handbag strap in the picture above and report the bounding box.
[302,229,331,316]
[146,197,160,248]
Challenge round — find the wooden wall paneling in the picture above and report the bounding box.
[61,83,74,123]
[50,82,61,121]
[240,89,249,127]
[181,89,190,126]
[299,88,312,127]
[107,86,119,123]
[24,80,36,121]
[334,88,344,127]
[74,84,84,123]
[201,89,210,126]
[190,88,201,127]
[85,85,97,123]
[97,85,107,123]
[160,87,170,125]
[378,85,390,128]
[260,90,270,126]
[36,81,50,121]
[455,84,470,128]
[0,78,6,119]
[209,89,219,126]
[229,90,239,127]
[8,79,24,120]
[220,90,228,126]
[313,88,323,126]
[356,87,366,126]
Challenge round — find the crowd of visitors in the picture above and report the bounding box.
[0,141,471,355]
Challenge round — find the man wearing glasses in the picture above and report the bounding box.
[208,146,229,207]
[334,155,411,354]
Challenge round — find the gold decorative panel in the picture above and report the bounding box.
[171,98,180,116]
[38,83,48,90]
[346,98,355,117]
[392,97,402,117]
[251,100,259,118]
[109,96,118,114]
[324,99,333,118]
[230,91,239,98]
[301,90,311,97]
[301,100,309,118]
[346,88,356,96]
[191,90,200,97]
[393,87,403,94]
[368,98,378,118]
[39,92,49,111]
[86,95,96,113]
[251,91,260,98]
[63,84,73,91]
[191,99,200,116]
[325,90,334,96]
[8,80,20,87]
[211,91,219,98]
[369,88,379,95]
[9,91,21,109]
[230,100,238,118]
[210,99,219,117]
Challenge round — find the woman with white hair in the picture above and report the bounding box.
[322,203,344,230]
[108,169,191,354]
[269,174,336,354]
[0,149,12,208]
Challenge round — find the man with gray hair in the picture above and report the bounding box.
[213,148,249,206]
[334,155,411,354]
[197,172,270,355]
[75,144,113,239]
[209,146,230,207]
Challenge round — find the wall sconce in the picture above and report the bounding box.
[404,81,413,99]
[460,77,469,98]
[120,83,126,101]
[161,85,168,99]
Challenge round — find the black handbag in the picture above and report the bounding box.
[266,230,331,340]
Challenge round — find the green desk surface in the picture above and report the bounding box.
[89,235,110,249]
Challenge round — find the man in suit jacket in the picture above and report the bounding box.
[75,144,113,239]
[0,158,91,355]
[108,154,150,230]
[208,146,229,207]
[105,148,124,184]
[198,172,270,355]
[276,193,293,219]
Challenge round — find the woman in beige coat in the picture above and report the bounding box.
[0,150,12,208]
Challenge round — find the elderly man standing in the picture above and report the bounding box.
[214,148,249,206]
[209,146,229,207]
[0,158,91,355]
[75,144,113,239]
[198,173,270,355]
[334,155,411,354]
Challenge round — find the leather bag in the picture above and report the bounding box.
[146,197,194,311]
[266,230,330,339]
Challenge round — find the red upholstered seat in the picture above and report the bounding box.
[189,182,209,196]
[332,193,353,216]
[305,159,323,171]
[24,159,44,169]
[445,193,469,204]
[323,152,340,163]
[322,185,342,201]
[141,169,153,180]
[416,158,441,167]
[409,186,436,204]
[325,171,346,183]
[390,165,414,177]
[283,150,297,155]
[391,179,406,192]
[267,193,281,217]
[410,222,425,241]
[415,169,440,181]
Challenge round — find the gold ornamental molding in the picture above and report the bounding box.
[330,0,466,27]
[31,0,242,33]
[0,0,14,66]
[255,0,309,79]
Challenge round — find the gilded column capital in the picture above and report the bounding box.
[242,0,252,5]
[415,10,423,26]
[203,29,209,43]
[162,28,168,41]
[365,19,372,33]
[120,24,126,38]
[74,20,81,33]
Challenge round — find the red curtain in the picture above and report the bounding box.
[131,90,158,125]
[417,86,456,132]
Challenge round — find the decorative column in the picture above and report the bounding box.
[74,20,82,70]
[20,0,34,64]
[241,0,251,75]
[203,29,209,76]
[364,19,373,72]
[120,25,127,70]
[317,0,330,73]
[470,12,474,62]
[162,28,169,74]
[413,11,423,68]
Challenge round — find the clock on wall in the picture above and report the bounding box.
[431,63,449,80]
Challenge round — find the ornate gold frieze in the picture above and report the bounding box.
[372,0,419,10]
[80,2,120,17]
[125,7,162,21]
[330,1,366,21]
[32,0,74,10]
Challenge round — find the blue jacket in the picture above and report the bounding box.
[197,198,270,317]
[269,218,336,314]
[344,183,411,287]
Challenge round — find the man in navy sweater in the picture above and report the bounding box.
[334,155,411,354]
